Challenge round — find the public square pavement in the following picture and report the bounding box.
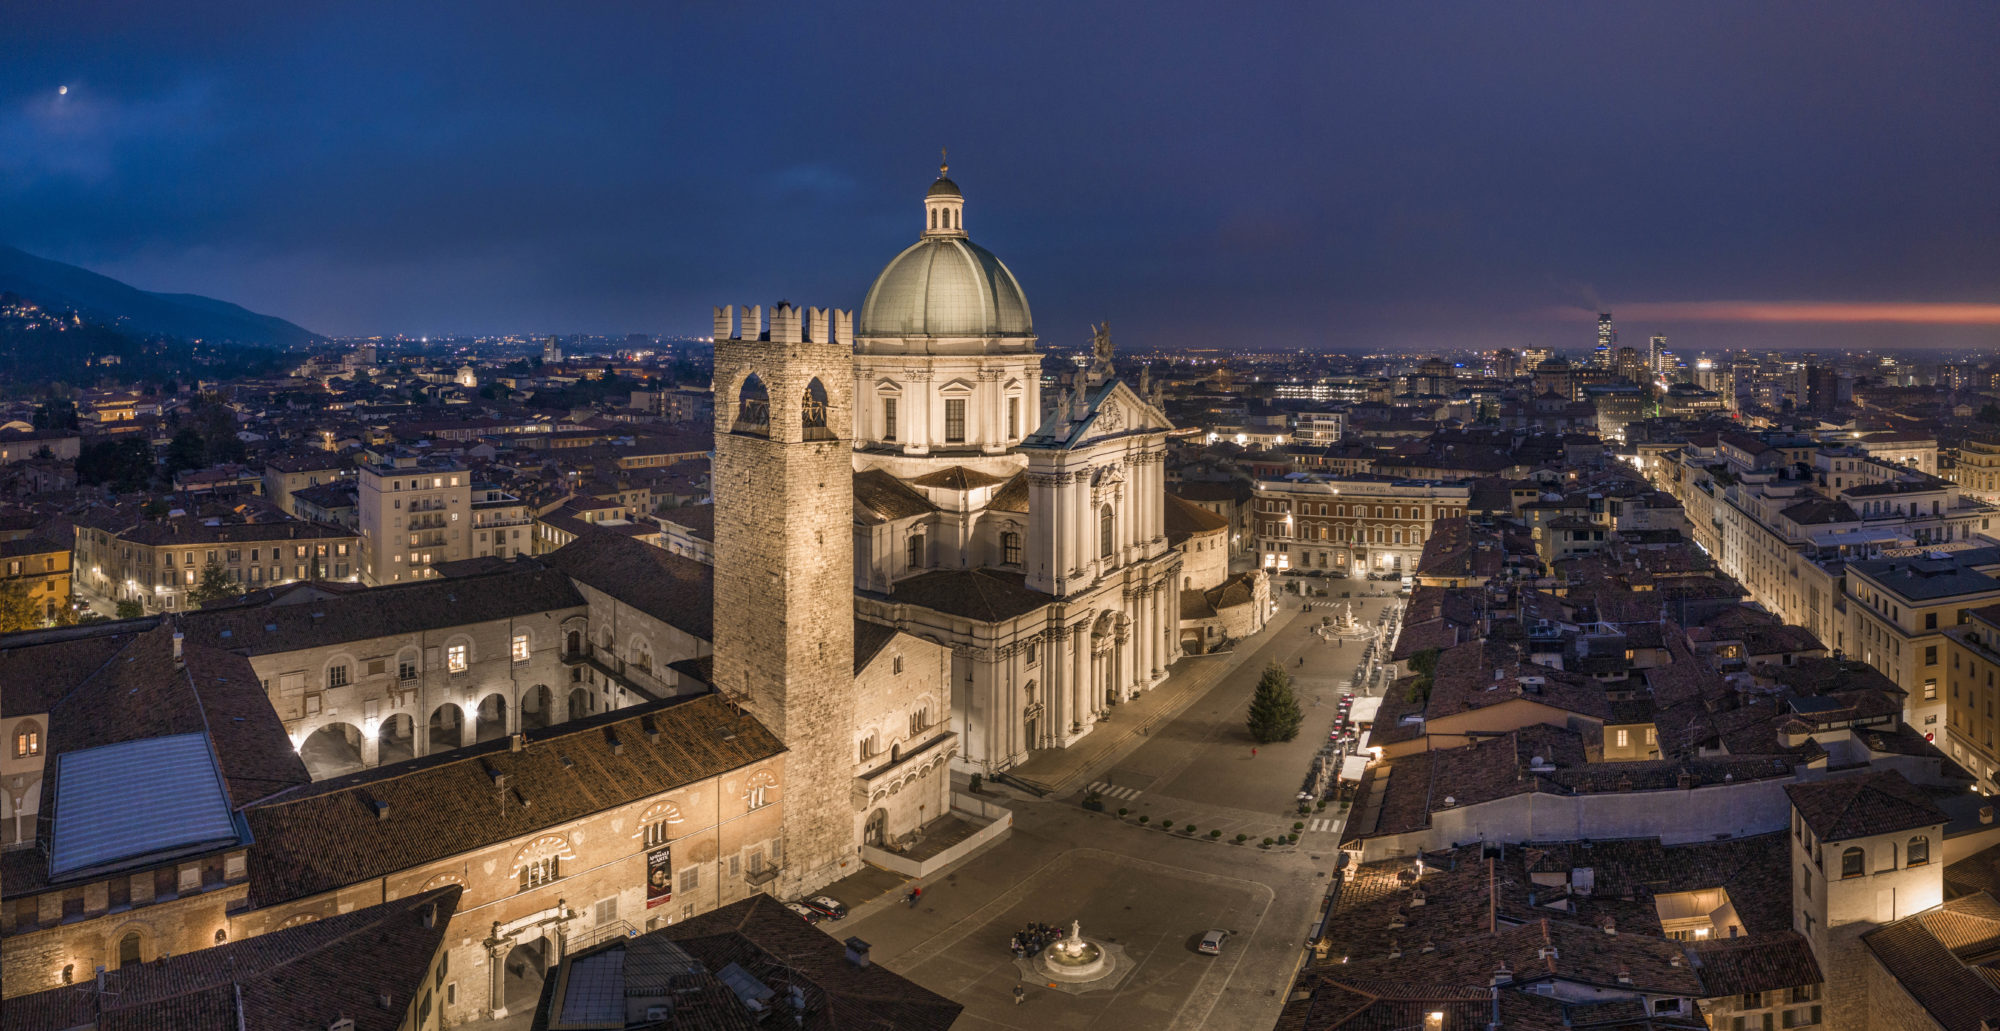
[839,580,1405,1030]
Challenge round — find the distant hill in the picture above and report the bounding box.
[0,245,322,349]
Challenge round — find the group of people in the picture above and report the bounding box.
[1010,922,1066,958]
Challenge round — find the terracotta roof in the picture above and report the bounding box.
[245,695,784,905]
[878,568,1050,623]
[1687,933,1823,997]
[853,468,938,523]
[182,565,588,654]
[0,887,461,1031]
[854,618,901,674]
[1164,491,1230,545]
[1785,769,1947,842]
[547,894,963,1031]
[541,529,714,640]
[0,624,146,717]
[1860,892,2000,1031]
[988,472,1031,513]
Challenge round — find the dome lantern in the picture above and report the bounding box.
[924,150,965,238]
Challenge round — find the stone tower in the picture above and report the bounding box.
[712,301,857,898]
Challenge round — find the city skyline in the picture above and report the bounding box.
[3,3,1997,352]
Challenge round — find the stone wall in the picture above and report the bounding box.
[711,303,859,899]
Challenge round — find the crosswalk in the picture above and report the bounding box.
[1305,817,1340,833]
[1086,781,1144,801]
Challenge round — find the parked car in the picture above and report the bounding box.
[783,901,823,923]
[802,895,849,920]
[1198,928,1230,955]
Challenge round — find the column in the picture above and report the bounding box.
[361,730,381,768]
[1045,626,1067,745]
[1071,620,1090,731]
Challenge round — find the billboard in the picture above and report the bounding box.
[646,845,672,909]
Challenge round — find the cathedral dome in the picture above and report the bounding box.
[858,171,1033,340]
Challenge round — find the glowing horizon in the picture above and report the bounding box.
[1549,301,2000,325]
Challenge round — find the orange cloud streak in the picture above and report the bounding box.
[1552,301,2000,324]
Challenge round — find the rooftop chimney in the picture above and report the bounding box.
[172,631,184,667]
[509,732,525,753]
[844,937,872,969]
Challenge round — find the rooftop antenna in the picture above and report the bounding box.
[939,147,948,177]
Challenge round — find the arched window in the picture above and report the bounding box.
[802,379,830,439]
[734,374,770,436]
[13,719,41,759]
[1908,835,1930,867]
[1002,531,1023,566]
[745,770,777,809]
[1100,507,1115,559]
[1840,847,1865,879]
[930,209,937,230]
[118,931,142,968]
[859,731,879,761]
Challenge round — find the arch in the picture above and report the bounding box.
[734,374,771,436]
[118,930,144,968]
[627,636,655,677]
[802,378,832,439]
[427,703,465,752]
[1093,610,1117,638]
[568,686,593,719]
[12,717,42,759]
[299,722,365,779]
[378,713,417,765]
[521,685,555,730]
[1840,846,1865,878]
[475,693,510,743]
[1907,835,1930,866]
[865,808,888,847]
[502,936,550,1011]
[744,768,778,809]
[565,629,582,658]
[635,800,685,847]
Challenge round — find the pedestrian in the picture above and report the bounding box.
[1251,747,1259,759]
[1014,986,1027,1006]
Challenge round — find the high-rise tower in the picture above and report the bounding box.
[1595,313,1616,368]
[711,301,857,897]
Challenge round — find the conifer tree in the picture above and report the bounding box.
[1247,661,1304,743]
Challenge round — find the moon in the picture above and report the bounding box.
[58,86,68,95]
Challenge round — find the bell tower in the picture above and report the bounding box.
[712,301,857,897]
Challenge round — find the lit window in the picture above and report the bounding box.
[512,633,530,663]
[447,644,469,673]
[327,664,349,689]
[1002,531,1023,565]
[13,724,40,759]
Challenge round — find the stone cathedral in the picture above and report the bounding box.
[711,166,1182,817]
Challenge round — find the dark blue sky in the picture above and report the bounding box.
[4,2,1996,352]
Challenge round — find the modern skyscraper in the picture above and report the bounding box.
[1594,313,1616,368]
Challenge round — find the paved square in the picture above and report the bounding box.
[877,848,1273,1030]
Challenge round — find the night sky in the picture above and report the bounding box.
[4,2,1996,353]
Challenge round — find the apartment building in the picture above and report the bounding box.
[72,514,359,614]
[1251,475,1471,575]
[1844,547,2000,746]
[1669,430,1999,652]
[1943,603,2000,786]
[356,451,471,585]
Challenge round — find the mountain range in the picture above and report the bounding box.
[0,245,322,349]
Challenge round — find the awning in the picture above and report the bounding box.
[1348,696,1382,724]
[1340,755,1370,781]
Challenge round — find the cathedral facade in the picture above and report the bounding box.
[844,170,1182,774]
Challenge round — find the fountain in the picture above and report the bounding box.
[1320,601,1377,641]
[1039,920,1108,980]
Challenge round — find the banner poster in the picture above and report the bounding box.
[646,845,672,908]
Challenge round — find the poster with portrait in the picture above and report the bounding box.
[646,845,672,908]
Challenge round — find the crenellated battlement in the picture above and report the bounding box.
[712,303,853,345]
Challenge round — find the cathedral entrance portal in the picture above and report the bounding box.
[865,808,887,847]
